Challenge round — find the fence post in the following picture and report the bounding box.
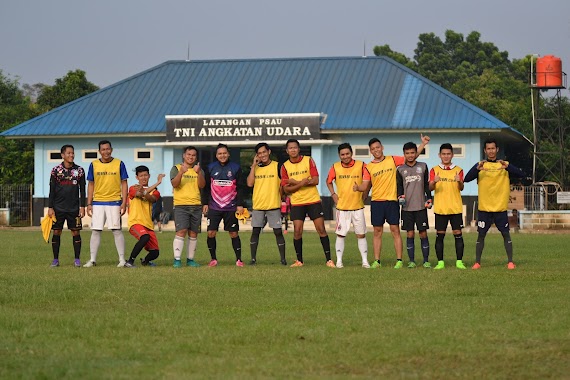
[30,184,33,227]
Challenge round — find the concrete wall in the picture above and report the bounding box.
[519,210,570,230]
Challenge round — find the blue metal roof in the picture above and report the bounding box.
[2,56,519,137]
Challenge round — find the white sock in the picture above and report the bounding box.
[112,229,125,261]
[187,237,197,260]
[90,230,101,262]
[335,236,345,264]
[173,236,184,260]
[358,237,369,264]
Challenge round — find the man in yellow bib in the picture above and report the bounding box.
[429,143,466,270]
[170,146,206,268]
[246,142,287,265]
[464,139,526,270]
[281,139,334,268]
[84,140,129,267]
[326,143,369,268]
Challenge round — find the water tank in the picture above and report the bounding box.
[536,55,563,87]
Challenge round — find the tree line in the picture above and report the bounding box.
[0,70,98,184]
[1,30,568,185]
[374,30,570,185]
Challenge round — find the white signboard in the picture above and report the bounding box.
[557,192,570,204]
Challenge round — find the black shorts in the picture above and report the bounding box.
[207,209,239,232]
[401,209,429,231]
[152,210,161,222]
[290,202,325,221]
[435,213,464,231]
[477,210,509,233]
[52,211,82,231]
[371,201,400,226]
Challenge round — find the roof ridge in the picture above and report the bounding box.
[162,56,383,64]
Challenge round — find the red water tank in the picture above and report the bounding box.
[536,55,563,87]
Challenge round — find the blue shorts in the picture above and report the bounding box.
[477,210,509,233]
[371,201,400,226]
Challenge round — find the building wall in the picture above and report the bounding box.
[32,132,499,225]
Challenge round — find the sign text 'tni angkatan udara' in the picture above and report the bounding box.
[166,113,323,142]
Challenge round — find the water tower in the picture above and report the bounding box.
[530,55,568,186]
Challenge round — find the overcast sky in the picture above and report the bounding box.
[2,0,570,91]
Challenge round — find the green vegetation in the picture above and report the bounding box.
[374,29,570,185]
[1,230,569,379]
[0,69,98,184]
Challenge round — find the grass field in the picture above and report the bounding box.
[1,229,569,379]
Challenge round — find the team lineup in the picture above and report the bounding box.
[47,136,526,270]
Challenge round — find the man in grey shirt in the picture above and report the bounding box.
[397,142,432,268]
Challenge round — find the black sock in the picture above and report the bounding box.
[475,233,486,264]
[144,249,159,263]
[250,227,261,261]
[320,235,331,261]
[232,236,242,261]
[435,233,445,261]
[52,234,61,260]
[294,238,303,262]
[274,228,286,262]
[454,233,464,261]
[72,234,81,259]
[501,231,513,262]
[129,234,150,262]
[207,237,217,260]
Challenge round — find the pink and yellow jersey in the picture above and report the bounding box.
[252,161,281,210]
[326,160,365,211]
[364,156,404,201]
[430,164,464,215]
[128,186,159,230]
[172,164,202,206]
[281,156,321,206]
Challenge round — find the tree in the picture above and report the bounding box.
[21,83,47,103]
[372,30,564,182]
[0,69,99,184]
[37,69,99,109]
[0,70,41,184]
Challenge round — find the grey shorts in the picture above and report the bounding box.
[174,205,203,233]
[251,209,282,229]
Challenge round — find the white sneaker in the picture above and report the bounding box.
[336,262,344,268]
[83,261,96,268]
[362,262,371,269]
[117,260,126,267]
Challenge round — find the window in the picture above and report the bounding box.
[135,149,153,162]
[452,144,465,158]
[353,145,371,160]
[418,145,429,158]
[48,150,61,162]
[83,150,98,161]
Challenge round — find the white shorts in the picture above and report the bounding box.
[91,205,122,230]
[335,209,367,236]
